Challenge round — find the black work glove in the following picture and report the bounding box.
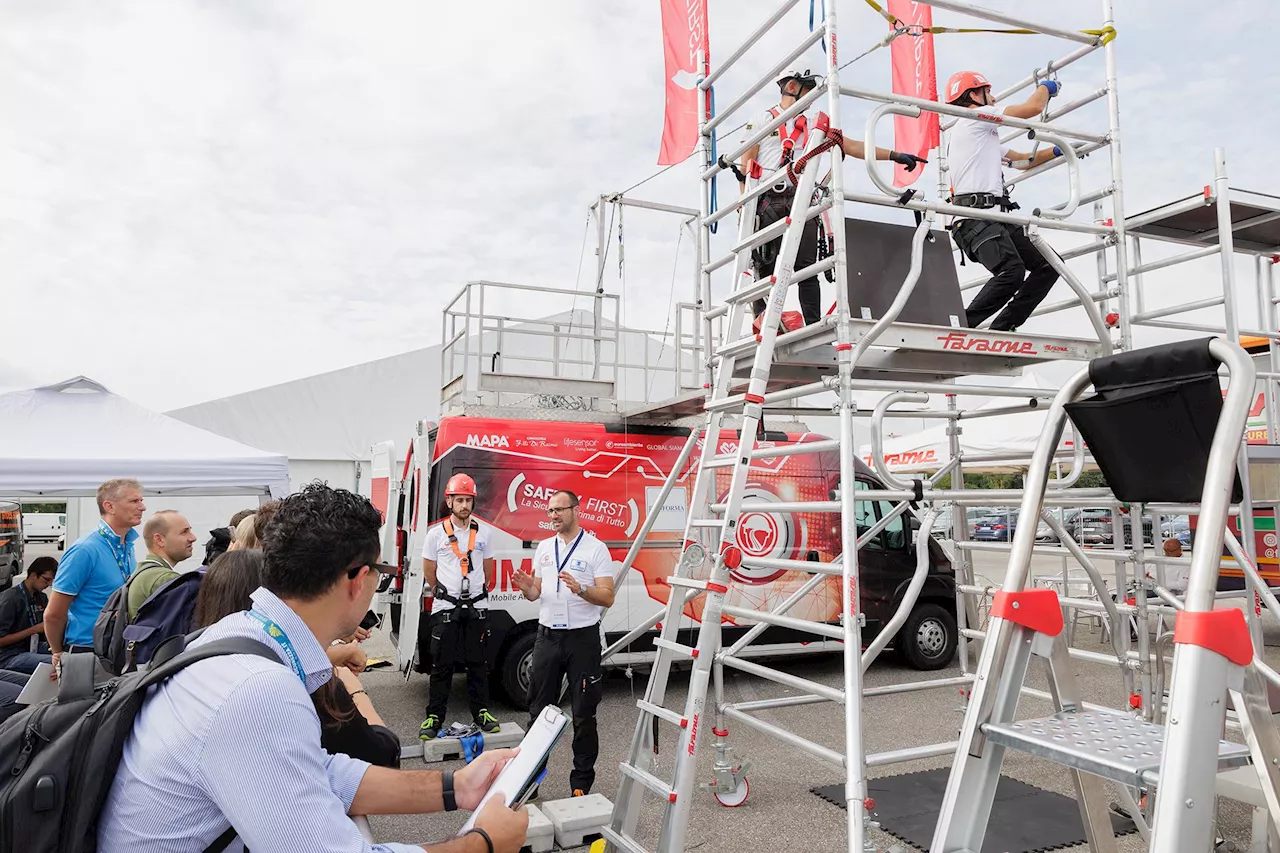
[889,150,927,171]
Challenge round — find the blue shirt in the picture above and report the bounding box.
[98,588,420,853]
[51,520,139,646]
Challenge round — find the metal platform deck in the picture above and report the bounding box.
[1128,186,1280,254]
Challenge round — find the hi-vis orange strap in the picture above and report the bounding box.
[444,518,478,576]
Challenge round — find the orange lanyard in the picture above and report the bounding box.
[444,518,478,576]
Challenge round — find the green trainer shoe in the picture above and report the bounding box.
[476,708,501,734]
[419,715,441,741]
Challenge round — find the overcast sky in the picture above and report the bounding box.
[2,0,1276,412]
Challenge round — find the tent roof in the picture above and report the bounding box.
[0,377,289,497]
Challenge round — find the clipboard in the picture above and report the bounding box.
[16,664,58,705]
[457,705,569,834]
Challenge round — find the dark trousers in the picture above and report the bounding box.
[426,608,490,721]
[526,624,604,793]
[954,218,1059,331]
[751,190,823,326]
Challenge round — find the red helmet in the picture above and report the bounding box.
[945,70,991,105]
[444,473,477,497]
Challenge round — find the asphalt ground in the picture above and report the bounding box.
[21,543,1276,851]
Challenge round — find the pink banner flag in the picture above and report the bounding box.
[658,0,708,166]
[888,0,939,187]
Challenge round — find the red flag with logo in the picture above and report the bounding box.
[888,0,939,187]
[658,0,708,166]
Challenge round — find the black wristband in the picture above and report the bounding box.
[442,769,457,812]
[465,827,494,853]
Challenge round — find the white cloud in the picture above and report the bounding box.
[0,0,1275,410]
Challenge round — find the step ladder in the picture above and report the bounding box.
[601,113,882,853]
[929,337,1280,853]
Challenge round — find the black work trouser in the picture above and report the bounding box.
[751,190,822,326]
[953,218,1059,331]
[426,607,490,721]
[526,624,604,793]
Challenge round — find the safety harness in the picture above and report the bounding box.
[769,106,809,166]
[949,191,1020,212]
[434,517,488,611]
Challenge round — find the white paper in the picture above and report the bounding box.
[457,705,569,834]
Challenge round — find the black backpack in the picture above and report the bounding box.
[93,562,205,676]
[0,635,276,853]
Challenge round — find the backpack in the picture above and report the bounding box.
[94,563,205,676]
[0,634,277,853]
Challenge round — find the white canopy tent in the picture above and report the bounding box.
[857,374,1090,475]
[0,377,289,498]
[0,377,289,556]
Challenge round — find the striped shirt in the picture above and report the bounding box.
[97,587,421,853]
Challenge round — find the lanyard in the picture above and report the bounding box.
[554,531,585,595]
[97,520,132,584]
[247,610,306,684]
[19,584,39,628]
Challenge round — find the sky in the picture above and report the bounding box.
[1,0,1277,413]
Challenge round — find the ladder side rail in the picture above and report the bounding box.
[612,430,699,587]
[1149,338,1256,853]
[930,365,1094,852]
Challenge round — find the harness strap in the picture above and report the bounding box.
[769,107,809,166]
[443,518,479,576]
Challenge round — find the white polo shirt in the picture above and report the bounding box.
[946,105,1013,197]
[533,529,614,630]
[422,518,492,613]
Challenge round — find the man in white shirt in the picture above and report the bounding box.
[737,69,926,331]
[511,490,616,796]
[944,70,1068,332]
[419,473,500,741]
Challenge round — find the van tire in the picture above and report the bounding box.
[499,630,538,712]
[898,603,956,670]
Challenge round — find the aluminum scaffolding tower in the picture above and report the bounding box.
[595,1,1280,853]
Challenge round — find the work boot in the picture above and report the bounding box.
[419,714,441,741]
[476,708,500,734]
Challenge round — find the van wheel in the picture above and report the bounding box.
[898,603,957,670]
[499,631,537,712]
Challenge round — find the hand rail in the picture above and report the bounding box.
[864,103,921,198]
[1024,230,1113,348]
[850,215,933,364]
[1046,421,1086,489]
[862,507,941,671]
[871,392,930,491]
[1023,130,1080,219]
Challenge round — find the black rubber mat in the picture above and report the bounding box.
[812,768,1136,853]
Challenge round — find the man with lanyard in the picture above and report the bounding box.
[944,70,1067,332]
[511,489,615,797]
[737,69,926,332]
[45,478,145,670]
[126,510,198,619]
[0,556,57,674]
[419,473,501,741]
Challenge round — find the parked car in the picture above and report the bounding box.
[972,510,1018,542]
[1061,508,1154,547]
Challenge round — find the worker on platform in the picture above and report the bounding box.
[419,473,501,741]
[737,69,926,331]
[945,70,1070,332]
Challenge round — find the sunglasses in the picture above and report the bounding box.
[348,562,399,579]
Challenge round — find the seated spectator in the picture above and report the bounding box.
[0,557,57,674]
[99,484,527,853]
[193,549,398,767]
[0,669,32,723]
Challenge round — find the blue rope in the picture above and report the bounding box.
[708,84,718,234]
[810,0,827,53]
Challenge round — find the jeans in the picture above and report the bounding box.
[0,651,52,675]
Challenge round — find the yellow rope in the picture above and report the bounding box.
[860,0,1116,46]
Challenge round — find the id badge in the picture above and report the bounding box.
[549,597,570,630]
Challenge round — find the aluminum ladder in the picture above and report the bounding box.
[929,338,1280,853]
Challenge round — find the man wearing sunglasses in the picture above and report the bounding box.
[511,489,615,797]
[99,483,529,853]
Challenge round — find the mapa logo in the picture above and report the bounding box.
[465,434,510,449]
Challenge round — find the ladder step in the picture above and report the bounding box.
[982,709,1253,788]
[599,827,653,853]
[704,457,737,469]
[689,519,722,529]
[652,637,700,658]
[667,576,728,594]
[636,699,688,728]
[618,761,677,801]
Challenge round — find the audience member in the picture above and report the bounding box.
[127,511,198,619]
[46,479,145,666]
[0,557,57,673]
[229,514,260,551]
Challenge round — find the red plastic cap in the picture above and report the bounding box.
[749,160,763,180]
[1174,608,1253,666]
[744,393,765,404]
[1129,693,1142,709]
[813,111,831,134]
[1204,185,1212,199]
[990,589,1064,637]
[720,544,743,570]
[1105,312,1120,328]
[863,797,876,811]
